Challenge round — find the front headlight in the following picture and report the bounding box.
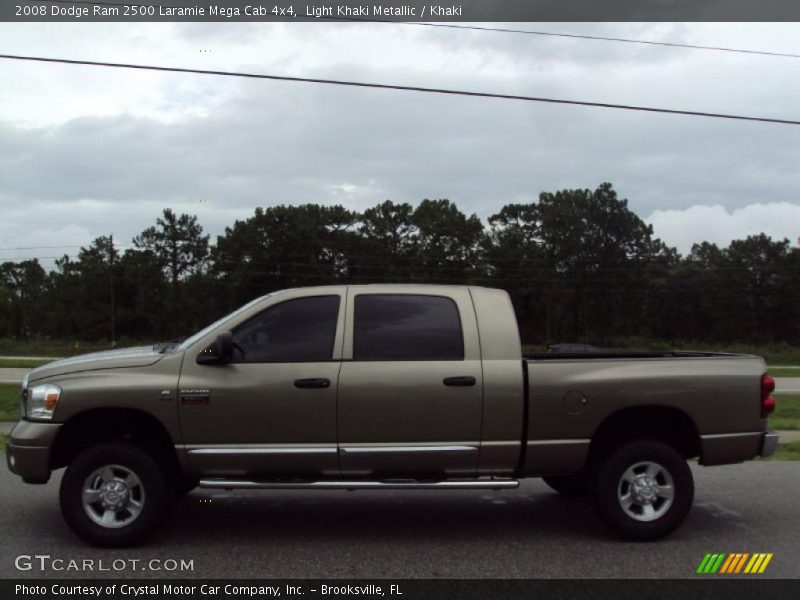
[27,383,61,420]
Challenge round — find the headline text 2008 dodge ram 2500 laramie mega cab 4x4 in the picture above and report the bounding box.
[6,285,778,546]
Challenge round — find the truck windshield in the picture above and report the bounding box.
[176,294,271,352]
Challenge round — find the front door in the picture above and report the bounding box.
[178,292,345,478]
[337,288,483,477]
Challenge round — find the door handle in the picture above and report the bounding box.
[443,376,476,387]
[294,378,331,389]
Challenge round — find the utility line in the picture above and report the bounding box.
[356,20,800,60]
[0,244,130,250]
[0,53,798,126]
[23,1,800,60]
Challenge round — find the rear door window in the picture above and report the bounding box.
[353,294,464,361]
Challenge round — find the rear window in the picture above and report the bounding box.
[353,294,464,361]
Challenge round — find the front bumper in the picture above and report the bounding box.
[5,420,62,484]
[760,431,779,458]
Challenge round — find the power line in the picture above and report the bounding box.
[3,254,796,275]
[0,244,130,250]
[1,53,799,126]
[23,1,800,61]
[360,20,800,60]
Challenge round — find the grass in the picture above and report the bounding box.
[0,384,21,422]
[0,337,155,358]
[769,367,800,378]
[0,358,55,368]
[762,441,800,461]
[769,394,800,430]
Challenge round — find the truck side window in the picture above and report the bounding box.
[231,295,340,362]
[353,294,464,361]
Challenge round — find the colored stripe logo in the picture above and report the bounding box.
[696,553,773,574]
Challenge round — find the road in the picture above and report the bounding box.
[0,461,797,579]
[0,368,26,384]
[776,378,800,393]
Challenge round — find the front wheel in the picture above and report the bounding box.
[60,442,171,547]
[592,439,693,541]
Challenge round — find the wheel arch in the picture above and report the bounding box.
[51,408,180,475]
[587,405,701,467]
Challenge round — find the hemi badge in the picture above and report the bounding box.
[159,389,173,401]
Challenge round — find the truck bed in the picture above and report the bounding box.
[520,351,768,476]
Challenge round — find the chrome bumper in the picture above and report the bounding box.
[760,431,779,458]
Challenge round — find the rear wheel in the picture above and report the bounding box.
[592,439,693,541]
[60,442,171,547]
[543,474,589,496]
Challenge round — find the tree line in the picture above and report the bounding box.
[1,183,798,347]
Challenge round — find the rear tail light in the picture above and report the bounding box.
[761,373,776,418]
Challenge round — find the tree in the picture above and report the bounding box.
[354,200,417,281]
[486,183,673,343]
[212,204,359,309]
[485,203,549,340]
[0,259,49,339]
[409,199,485,282]
[133,209,209,335]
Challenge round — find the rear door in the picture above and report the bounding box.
[337,287,483,477]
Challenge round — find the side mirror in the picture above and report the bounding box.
[196,331,234,365]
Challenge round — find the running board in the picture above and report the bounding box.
[198,479,519,490]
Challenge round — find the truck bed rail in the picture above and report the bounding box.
[524,351,747,360]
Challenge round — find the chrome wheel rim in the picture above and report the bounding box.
[82,464,145,528]
[617,461,674,522]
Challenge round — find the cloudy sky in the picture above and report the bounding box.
[1,21,799,268]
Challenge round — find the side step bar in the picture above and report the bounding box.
[199,479,519,490]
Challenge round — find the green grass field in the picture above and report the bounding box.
[0,384,21,422]
[0,337,158,359]
[769,367,800,378]
[763,441,800,461]
[769,394,800,430]
[0,358,55,368]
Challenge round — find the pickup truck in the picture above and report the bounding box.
[6,285,778,546]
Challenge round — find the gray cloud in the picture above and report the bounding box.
[0,21,799,267]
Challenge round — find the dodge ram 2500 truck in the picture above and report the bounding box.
[6,285,778,546]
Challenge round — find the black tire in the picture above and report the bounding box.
[543,474,589,496]
[60,442,171,547]
[592,439,693,541]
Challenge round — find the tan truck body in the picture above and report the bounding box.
[6,285,777,545]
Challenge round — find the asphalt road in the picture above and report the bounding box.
[775,378,800,394]
[0,368,26,384]
[0,461,797,579]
